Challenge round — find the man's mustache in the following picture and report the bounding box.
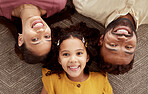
[111,31,133,37]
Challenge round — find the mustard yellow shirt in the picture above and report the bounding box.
[42,68,113,94]
[73,0,148,29]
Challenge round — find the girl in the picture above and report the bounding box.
[41,22,113,94]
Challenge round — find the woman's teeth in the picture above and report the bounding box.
[33,23,43,28]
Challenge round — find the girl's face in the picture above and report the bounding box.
[58,37,89,80]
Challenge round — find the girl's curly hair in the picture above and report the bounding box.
[43,22,101,77]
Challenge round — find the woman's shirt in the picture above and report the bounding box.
[0,0,67,19]
[42,68,113,94]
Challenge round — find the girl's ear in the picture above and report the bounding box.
[18,33,24,46]
[98,35,104,46]
[58,57,62,65]
[86,55,90,62]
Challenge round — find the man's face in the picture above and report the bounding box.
[100,18,137,65]
[19,16,51,56]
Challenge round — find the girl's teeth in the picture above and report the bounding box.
[69,66,78,69]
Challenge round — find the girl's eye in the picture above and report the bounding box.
[44,35,51,39]
[110,43,117,47]
[77,52,83,55]
[63,53,69,56]
[32,38,38,42]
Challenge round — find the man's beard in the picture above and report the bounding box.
[104,18,137,37]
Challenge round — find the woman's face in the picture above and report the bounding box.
[18,16,51,56]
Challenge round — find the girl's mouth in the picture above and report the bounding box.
[68,65,80,71]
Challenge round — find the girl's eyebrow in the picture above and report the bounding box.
[60,49,84,53]
[60,50,70,53]
[76,49,84,51]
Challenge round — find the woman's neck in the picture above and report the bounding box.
[12,4,46,21]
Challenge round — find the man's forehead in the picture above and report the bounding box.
[103,54,132,65]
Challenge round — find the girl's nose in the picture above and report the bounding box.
[69,56,78,63]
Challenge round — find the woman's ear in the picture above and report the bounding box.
[98,35,104,46]
[18,33,24,46]
[86,55,90,62]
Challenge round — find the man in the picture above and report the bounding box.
[73,0,148,74]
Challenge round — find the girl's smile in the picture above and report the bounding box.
[58,37,89,81]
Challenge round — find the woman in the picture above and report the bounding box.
[0,0,67,63]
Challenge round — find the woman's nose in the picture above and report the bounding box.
[36,28,45,33]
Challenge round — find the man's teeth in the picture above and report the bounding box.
[33,23,43,28]
[116,29,129,34]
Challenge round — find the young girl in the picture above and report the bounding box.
[41,22,113,94]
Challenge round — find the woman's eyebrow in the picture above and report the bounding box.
[31,41,41,45]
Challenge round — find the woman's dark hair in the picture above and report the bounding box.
[43,22,101,77]
[0,4,75,64]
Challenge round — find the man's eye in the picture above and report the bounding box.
[32,38,38,42]
[125,45,133,49]
[110,43,117,47]
[77,52,83,55]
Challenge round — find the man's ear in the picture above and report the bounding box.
[86,55,90,62]
[98,35,104,46]
[18,33,24,47]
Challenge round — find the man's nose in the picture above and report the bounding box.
[117,35,128,41]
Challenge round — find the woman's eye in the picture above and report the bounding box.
[32,38,38,42]
[44,35,51,39]
[77,52,83,55]
[110,43,117,47]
